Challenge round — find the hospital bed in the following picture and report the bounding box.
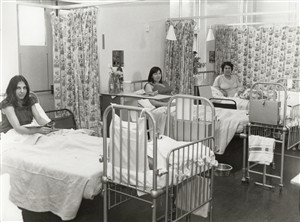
[1,108,103,221]
[276,78,300,151]
[45,108,77,129]
[194,84,249,110]
[244,81,300,190]
[102,102,217,222]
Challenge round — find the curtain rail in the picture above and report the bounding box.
[17,0,145,10]
[169,10,296,21]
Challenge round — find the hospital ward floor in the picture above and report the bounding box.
[2,147,300,222]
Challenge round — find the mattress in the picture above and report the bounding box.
[1,129,104,221]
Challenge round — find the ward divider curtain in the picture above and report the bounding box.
[215,25,300,90]
[164,20,196,94]
[51,7,102,136]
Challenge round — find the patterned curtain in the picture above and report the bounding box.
[215,25,300,90]
[51,7,102,136]
[164,20,196,94]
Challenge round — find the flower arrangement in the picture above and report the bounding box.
[108,66,124,94]
[193,52,206,74]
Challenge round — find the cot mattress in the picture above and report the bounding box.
[1,129,103,221]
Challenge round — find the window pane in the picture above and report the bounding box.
[18,5,46,46]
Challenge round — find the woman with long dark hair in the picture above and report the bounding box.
[144,66,174,107]
[0,75,52,134]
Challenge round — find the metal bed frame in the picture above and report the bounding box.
[276,78,300,150]
[102,96,216,222]
[244,82,291,190]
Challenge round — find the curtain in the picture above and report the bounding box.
[215,25,300,90]
[51,7,102,136]
[164,20,196,94]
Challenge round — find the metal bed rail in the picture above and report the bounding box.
[194,71,215,86]
[166,94,216,150]
[277,78,300,150]
[245,82,288,191]
[102,100,216,222]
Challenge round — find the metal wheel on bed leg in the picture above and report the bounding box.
[271,162,276,170]
[279,184,283,193]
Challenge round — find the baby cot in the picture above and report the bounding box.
[102,101,217,222]
[245,81,300,190]
[165,94,249,181]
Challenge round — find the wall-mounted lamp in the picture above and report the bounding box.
[206,27,215,42]
[166,24,177,41]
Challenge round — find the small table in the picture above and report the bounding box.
[291,173,300,213]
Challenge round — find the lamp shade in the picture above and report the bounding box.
[166,25,177,41]
[206,28,215,41]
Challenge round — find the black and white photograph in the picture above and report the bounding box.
[1,1,300,222]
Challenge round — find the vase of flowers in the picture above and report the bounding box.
[108,66,124,94]
[193,52,206,74]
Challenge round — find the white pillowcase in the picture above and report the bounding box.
[211,86,225,97]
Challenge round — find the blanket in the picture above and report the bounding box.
[248,135,275,165]
[214,108,248,154]
[1,129,103,221]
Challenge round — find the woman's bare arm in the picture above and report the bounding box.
[3,106,52,135]
[32,104,51,126]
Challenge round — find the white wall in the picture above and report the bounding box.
[1,0,19,94]
[97,1,169,93]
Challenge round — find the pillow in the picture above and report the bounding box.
[34,103,51,122]
[109,114,148,172]
[138,99,156,110]
[211,86,224,98]
[134,89,146,95]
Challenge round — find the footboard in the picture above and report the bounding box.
[165,137,216,222]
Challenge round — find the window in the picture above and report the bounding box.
[18,5,46,46]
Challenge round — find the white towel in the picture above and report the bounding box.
[248,135,275,165]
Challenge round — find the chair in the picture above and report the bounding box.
[196,85,237,110]
[45,109,77,129]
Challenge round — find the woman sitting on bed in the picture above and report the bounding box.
[144,66,174,107]
[213,61,244,97]
[0,75,52,135]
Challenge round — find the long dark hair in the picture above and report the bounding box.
[221,61,234,72]
[5,75,31,107]
[147,66,163,84]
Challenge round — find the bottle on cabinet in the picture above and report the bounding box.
[117,66,124,93]
[108,72,115,94]
[108,65,124,94]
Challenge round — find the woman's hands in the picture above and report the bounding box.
[220,89,228,97]
[37,127,55,135]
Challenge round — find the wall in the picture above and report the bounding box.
[97,1,170,93]
[1,1,19,94]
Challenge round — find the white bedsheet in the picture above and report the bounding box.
[227,97,249,110]
[278,91,300,107]
[191,106,248,154]
[1,129,103,221]
[169,105,248,154]
[108,135,217,191]
[214,108,248,154]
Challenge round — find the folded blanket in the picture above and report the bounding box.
[248,135,275,165]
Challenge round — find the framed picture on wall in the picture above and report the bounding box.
[112,50,124,67]
[209,51,215,63]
